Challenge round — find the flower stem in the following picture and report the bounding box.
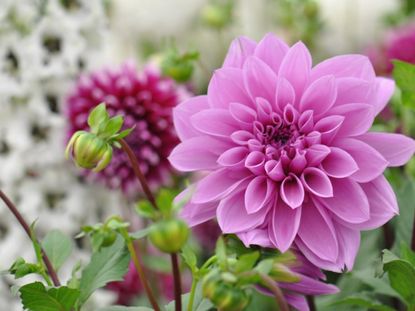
[187,278,198,311]
[259,273,289,311]
[120,138,183,311]
[0,190,61,287]
[124,235,161,311]
[306,295,317,311]
[411,213,415,252]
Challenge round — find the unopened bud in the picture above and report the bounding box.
[149,219,189,253]
[202,3,233,29]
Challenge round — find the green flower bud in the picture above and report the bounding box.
[149,219,189,253]
[100,228,117,247]
[65,131,113,172]
[201,3,233,29]
[161,50,199,83]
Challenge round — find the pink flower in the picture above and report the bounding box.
[367,21,415,75]
[169,34,415,272]
[66,61,189,198]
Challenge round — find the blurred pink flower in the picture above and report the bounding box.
[66,61,189,198]
[367,21,415,75]
[169,33,415,272]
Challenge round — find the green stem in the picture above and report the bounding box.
[200,255,217,271]
[187,278,199,311]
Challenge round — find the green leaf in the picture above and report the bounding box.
[135,200,157,220]
[165,283,213,311]
[181,244,198,273]
[19,282,79,311]
[100,115,124,137]
[401,243,415,266]
[97,307,153,311]
[130,227,152,240]
[254,259,274,275]
[111,126,135,141]
[393,180,415,249]
[331,295,396,311]
[42,230,73,271]
[215,237,227,270]
[9,257,41,279]
[234,251,260,273]
[78,236,130,305]
[393,60,415,109]
[88,103,109,132]
[383,258,415,307]
[156,188,176,217]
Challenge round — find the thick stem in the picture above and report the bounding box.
[120,139,183,310]
[306,295,317,311]
[0,190,61,287]
[260,274,289,311]
[171,253,182,311]
[126,238,161,311]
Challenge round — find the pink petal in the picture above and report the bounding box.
[334,223,360,271]
[283,293,309,311]
[334,77,372,106]
[229,102,257,126]
[320,147,358,178]
[169,136,230,171]
[280,174,305,208]
[245,151,266,175]
[311,55,375,81]
[300,75,337,115]
[313,115,344,144]
[330,103,375,137]
[301,167,333,198]
[243,56,277,103]
[223,36,257,68]
[269,199,302,252]
[231,130,255,145]
[289,149,307,174]
[217,146,249,167]
[265,160,286,181]
[298,110,314,133]
[275,77,296,112]
[207,68,252,109]
[357,132,415,167]
[192,168,251,203]
[173,96,209,141]
[191,109,238,137]
[178,188,218,227]
[317,178,370,224]
[254,33,289,73]
[305,144,331,166]
[279,42,312,99]
[335,138,388,183]
[350,175,398,230]
[297,200,339,262]
[217,189,268,233]
[238,228,273,248]
[371,77,395,115]
[245,176,276,214]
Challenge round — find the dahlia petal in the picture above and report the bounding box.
[298,201,339,262]
[208,68,252,109]
[238,228,273,248]
[336,138,388,183]
[357,132,415,167]
[280,174,305,208]
[371,77,395,115]
[191,109,238,137]
[217,189,268,233]
[283,104,299,124]
[223,36,257,68]
[269,199,302,252]
[192,168,251,204]
[283,293,309,311]
[169,136,230,171]
[300,75,337,115]
[351,175,398,230]
[298,110,314,133]
[320,147,358,178]
[334,78,372,106]
[245,151,266,175]
[305,144,331,166]
[265,160,286,181]
[335,223,360,271]
[279,41,312,98]
[280,274,339,295]
[314,115,344,144]
[301,167,333,198]
[318,178,370,224]
[311,55,375,81]
[245,176,276,214]
[179,188,218,226]
[173,96,209,141]
[217,146,249,167]
[255,97,273,123]
[230,130,255,145]
[243,56,277,103]
[229,102,257,126]
[330,103,375,137]
[289,150,307,174]
[254,32,289,73]
[275,77,296,112]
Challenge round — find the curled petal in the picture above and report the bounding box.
[305,144,331,166]
[300,75,337,115]
[245,176,276,214]
[231,130,255,145]
[229,102,257,125]
[320,147,358,178]
[314,115,344,144]
[223,36,257,68]
[280,174,305,208]
[301,167,333,198]
[265,160,286,181]
[217,146,249,167]
[191,109,238,137]
[298,110,314,133]
[275,77,296,112]
[289,150,307,174]
[245,151,266,175]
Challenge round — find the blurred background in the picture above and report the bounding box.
[0,0,414,309]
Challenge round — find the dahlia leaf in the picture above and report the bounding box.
[135,200,158,220]
[332,294,396,311]
[393,180,415,250]
[88,103,109,132]
[400,243,415,266]
[129,227,152,240]
[393,60,415,109]
[100,115,124,137]
[234,251,260,273]
[112,126,135,140]
[78,236,130,305]
[42,230,73,271]
[181,244,198,273]
[19,282,79,311]
[9,258,42,279]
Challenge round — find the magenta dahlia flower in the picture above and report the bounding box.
[66,61,189,198]
[367,21,415,75]
[170,33,415,271]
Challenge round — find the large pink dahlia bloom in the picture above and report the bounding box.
[169,34,415,272]
[66,61,188,198]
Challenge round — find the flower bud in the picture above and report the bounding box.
[65,131,113,172]
[201,3,233,29]
[149,219,189,253]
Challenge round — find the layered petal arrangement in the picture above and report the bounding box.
[169,33,415,271]
[67,61,189,198]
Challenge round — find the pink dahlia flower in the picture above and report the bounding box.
[367,21,415,75]
[169,33,415,271]
[66,61,189,198]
